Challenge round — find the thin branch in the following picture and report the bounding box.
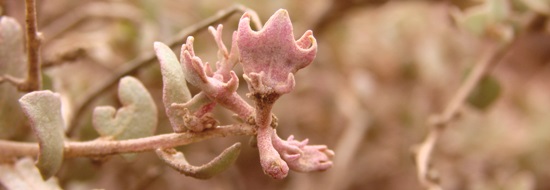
[41,2,143,43]
[310,0,388,36]
[323,75,371,190]
[0,0,4,16]
[67,5,260,136]
[0,0,42,92]
[23,0,41,91]
[0,124,255,160]
[413,13,546,190]
[413,44,511,190]
[41,47,86,69]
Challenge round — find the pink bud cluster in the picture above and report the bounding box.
[178,9,333,179]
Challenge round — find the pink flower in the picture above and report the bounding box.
[272,133,334,172]
[237,9,317,95]
[179,32,253,121]
[236,9,332,179]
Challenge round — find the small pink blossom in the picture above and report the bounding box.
[272,132,334,172]
[180,34,253,120]
[237,9,317,95]
[235,9,332,179]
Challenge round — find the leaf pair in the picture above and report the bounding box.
[93,77,158,142]
[18,76,158,179]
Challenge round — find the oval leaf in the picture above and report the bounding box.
[156,142,241,179]
[0,16,28,139]
[467,75,502,110]
[19,91,65,179]
[93,76,158,158]
[153,42,191,132]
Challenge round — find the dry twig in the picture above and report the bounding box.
[413,13,547,190]
[41,48,87,69]
[0,0,42,92]
[413,44,511,190]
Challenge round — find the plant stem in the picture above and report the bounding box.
[67,5,255,137]
[0,0,42,92]
[0,124,255,160]
[413,44,510,190]
[23,0,41,91]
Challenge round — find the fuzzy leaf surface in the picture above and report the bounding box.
[0,158,62,190]
[93,76,158,158]
[19,91,65,179]
[0,16,27,139]
[156,142,241,179]
[154,42,191,131]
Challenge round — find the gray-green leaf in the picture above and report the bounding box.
[156,142,241,179]
[153,42,191,132]
[0,16,28,139]
[19,91,65,180]
[468,74,502,110]
[93,76,158,158]
[0,157,62,190]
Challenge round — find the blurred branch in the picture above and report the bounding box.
[0,0,42,92]
[311,0,388,36]
[67,5,261,137]
[323,75,371,190]
[41,47,87,69]
[41,2,143,43]
[413,43,510,190]
[0,0,4,15]
[0,124,255,160]
[413,13,547,190]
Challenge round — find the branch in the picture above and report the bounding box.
[413,44,511,190]
[67,5,260,136]
[413,13,547,190]
[41,2,142,43]
[0,0,42,92]
[310,0,388,36]
[0,124,255,160]
[41,47,86,69]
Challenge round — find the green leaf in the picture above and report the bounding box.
[93,76,158,158]
[0,16,28,139]
[156,142,241,179]
[460,10,489,35]
[518,0,550,14]
[487,0,509,21]
[0,158,62,190]
[467,75,502,110]
[154,42,192,132]
[19,91,65,180]
[456,0,510,37]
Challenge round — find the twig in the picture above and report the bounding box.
[323,75,371,190]
[310,0,388,36]
[0,0,42,92]
[41,47,86,69]
[413,13,546,190]
[41,2,143,43]
[0,124,255,160]
[413,44,511,190]
[67,5,261,136]
[0,0,4,16]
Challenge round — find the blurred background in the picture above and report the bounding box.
[2,0,550,189]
